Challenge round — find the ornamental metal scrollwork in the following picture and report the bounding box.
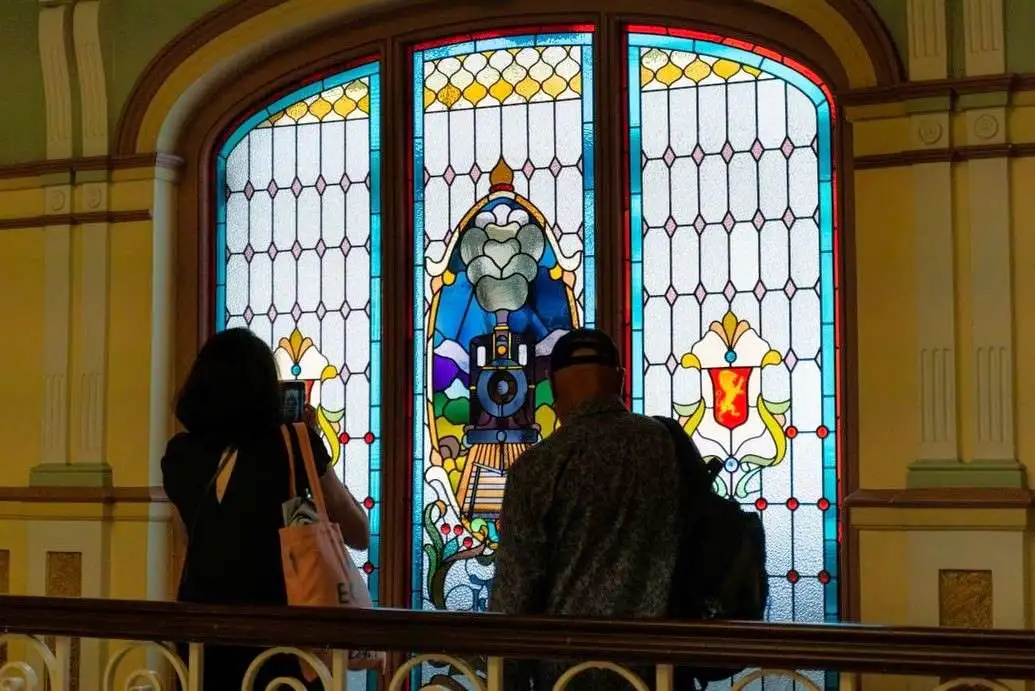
[0,635,68,691]
[101,641,189,691]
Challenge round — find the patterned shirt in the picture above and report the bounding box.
[490,397,683,690]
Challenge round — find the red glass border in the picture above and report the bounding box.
[413,24,595,51]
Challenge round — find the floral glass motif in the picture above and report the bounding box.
[215,60,382,691]
[626,28,839,691]
[411,27,595,686]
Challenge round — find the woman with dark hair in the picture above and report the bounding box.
[163,328,369,689]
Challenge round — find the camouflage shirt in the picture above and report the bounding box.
[490,397,683,690]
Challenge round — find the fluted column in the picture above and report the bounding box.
[961,0,1016,471]
[68,0,112,483]
[35,0,75,476]
[906,0,959,471]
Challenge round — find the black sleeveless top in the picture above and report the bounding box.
[161,427,330,605]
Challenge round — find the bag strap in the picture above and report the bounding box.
[280,423,330,521]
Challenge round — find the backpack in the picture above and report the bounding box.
[653,416,769,689]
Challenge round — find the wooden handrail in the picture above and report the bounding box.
[0,595,1034,679]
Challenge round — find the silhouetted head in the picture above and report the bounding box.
[175,328,281,447]
[548,328,625,423]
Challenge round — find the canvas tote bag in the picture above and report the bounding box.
[279,423,384,679]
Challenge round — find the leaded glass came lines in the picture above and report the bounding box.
[640,48,767,89]
[627,30,839,691]
[215,61,383,691]
[424,46,583,110]
[258,77,372,128]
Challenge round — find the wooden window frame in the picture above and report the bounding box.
[166,0,863,619]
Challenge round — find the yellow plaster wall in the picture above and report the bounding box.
[0,6,1031,690]
[853,164,916,488]
[0,175,163,609]
[1012,155,1035,475]
[0,228,45,487]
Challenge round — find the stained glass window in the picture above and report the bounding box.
[626,27,839,690]
[410,25,596,651]
[214,62,383,689]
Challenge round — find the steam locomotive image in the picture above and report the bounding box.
[455,322,541,520]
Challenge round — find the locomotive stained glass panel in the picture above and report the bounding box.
[410,32,596,678]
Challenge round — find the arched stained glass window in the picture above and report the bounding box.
[214,59,383,631]
[211,19,844,691]
[626,26,839,688]
[410,26,596,631]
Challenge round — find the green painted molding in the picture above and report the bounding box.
[866,0,909,76]
[29,463,113,488]
[906,459,1028,489]
[946,0,965,79]
[76,169,112,183]
[101,0,227,147]
[29,461,112,488]
[905,96,953,114]
[38,171,73,186]
[0,0,47,165]
[957,91,1011,110]
[1006,0,1035,74]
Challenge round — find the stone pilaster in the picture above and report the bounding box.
[35,0,75,475]
[961,0,1015,467]
[906,0,959,469]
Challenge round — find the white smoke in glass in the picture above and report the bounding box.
[459,204,546,313]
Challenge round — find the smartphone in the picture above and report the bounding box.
[279,381,306,423]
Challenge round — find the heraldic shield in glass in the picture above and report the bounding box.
[411,30,596,681]
[626,27,840,691]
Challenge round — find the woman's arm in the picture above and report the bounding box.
[302,408,370,550]
[320,471,370,550]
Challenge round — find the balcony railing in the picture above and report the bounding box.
[0,595,1033,690]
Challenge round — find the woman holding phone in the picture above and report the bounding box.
[162,327,369,689]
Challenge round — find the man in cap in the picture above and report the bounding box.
[491,328,683,690]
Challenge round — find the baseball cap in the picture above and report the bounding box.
[549,328,621,375]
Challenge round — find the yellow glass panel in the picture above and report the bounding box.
[334,98,357,117]
[713,59,741,80]
[743,65,763,77]
[488,78,514,102]
[684,60,711,82]
[463,81,488,106]
[541,74,567,98]
[641,66,654,87]
[514,76,541,100]
[437,84,462,108]
[424,88,436,108]
[285,101,308,121]
[655,62,683,86]
[309,98,333,120]
[568,73,581,94]
[358,95,370,114]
